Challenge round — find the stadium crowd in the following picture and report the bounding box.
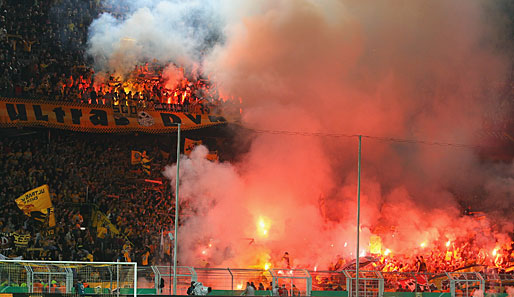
[0,0,235,114]
[0,129,178,265]
[0,0,513,285]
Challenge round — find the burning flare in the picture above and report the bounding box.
[256,216,271,238]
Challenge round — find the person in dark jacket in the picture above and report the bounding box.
[187,281,196,295]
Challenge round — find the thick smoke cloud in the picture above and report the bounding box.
[87,0,224,75]
[88,0,513,268]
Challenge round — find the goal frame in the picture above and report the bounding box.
[0,259,137,297]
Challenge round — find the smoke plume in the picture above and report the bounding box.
[88,0,513,268]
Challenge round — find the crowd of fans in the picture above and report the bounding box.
[0,0,238,115]
[0,129,180,265]
[0,0,513,295]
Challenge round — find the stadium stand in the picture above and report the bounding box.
[0,129,177,265]
[0,0,233,115]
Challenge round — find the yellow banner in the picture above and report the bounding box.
[13,232,30,247]
[15,185,55,227]
[0,98,229,133]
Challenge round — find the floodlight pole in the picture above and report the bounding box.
[173,123,181,295]
[355,135,362,297]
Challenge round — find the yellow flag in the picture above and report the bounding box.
[184,138,202,155]
[15,185,55,227]
[131,150,142,165]
[206,151,219,162]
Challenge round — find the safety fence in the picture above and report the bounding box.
[1,261,513,296]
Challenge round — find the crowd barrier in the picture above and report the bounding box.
[2,261,514,297]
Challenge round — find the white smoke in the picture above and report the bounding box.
[506,287,514,297]
[87,0,225,75]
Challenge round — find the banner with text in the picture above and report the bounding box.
[0,99,229,133]
[15,185,55,227]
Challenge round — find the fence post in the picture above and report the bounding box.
[133,263,137,297]
[228,268,234,292]
[117,260,120,297]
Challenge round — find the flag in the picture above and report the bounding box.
[92,209,119,235]
[15,185,55,227]
[160,150,170,160]
[206,151,219,162]
[131,150,142,165]
[141,152,151,175]
[184,138,202,155]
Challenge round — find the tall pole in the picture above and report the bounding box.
[173,123,181,295]
[355,135,362,297]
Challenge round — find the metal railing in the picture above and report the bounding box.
[2,260,512,296]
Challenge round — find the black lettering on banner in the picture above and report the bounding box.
[184,113,202,125]
[129,105,137,115]
[112,105,120,113]
[33,105,49,121]
[121,105,128,114]
[114,116,129,126]
[89,109,108,126]
[71,109,83,124]
[53,107,65,123]
[6,103,28,121]
[161,113,182,126]
[208,115,226,123]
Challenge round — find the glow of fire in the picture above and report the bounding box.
[256,216,271,238]
[384,249,391,256]
[446,240,451,247]
[420,242,426,248]
[492,248,498,256]
[264,263,271,270]
[201,250,207,255]
[236,284,243,290]
[344,242,347,247]
[360,250,366,257]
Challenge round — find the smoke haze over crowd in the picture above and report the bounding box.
[88,0,514,268]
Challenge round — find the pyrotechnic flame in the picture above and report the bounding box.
[492,248,498,256]
[264,263,271,270]
[256,216,271,238]
[446,240,451,247]
[384,249,391,256]
[420,242,426,248]
[236,284,243,290]
[344,242,347,247]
